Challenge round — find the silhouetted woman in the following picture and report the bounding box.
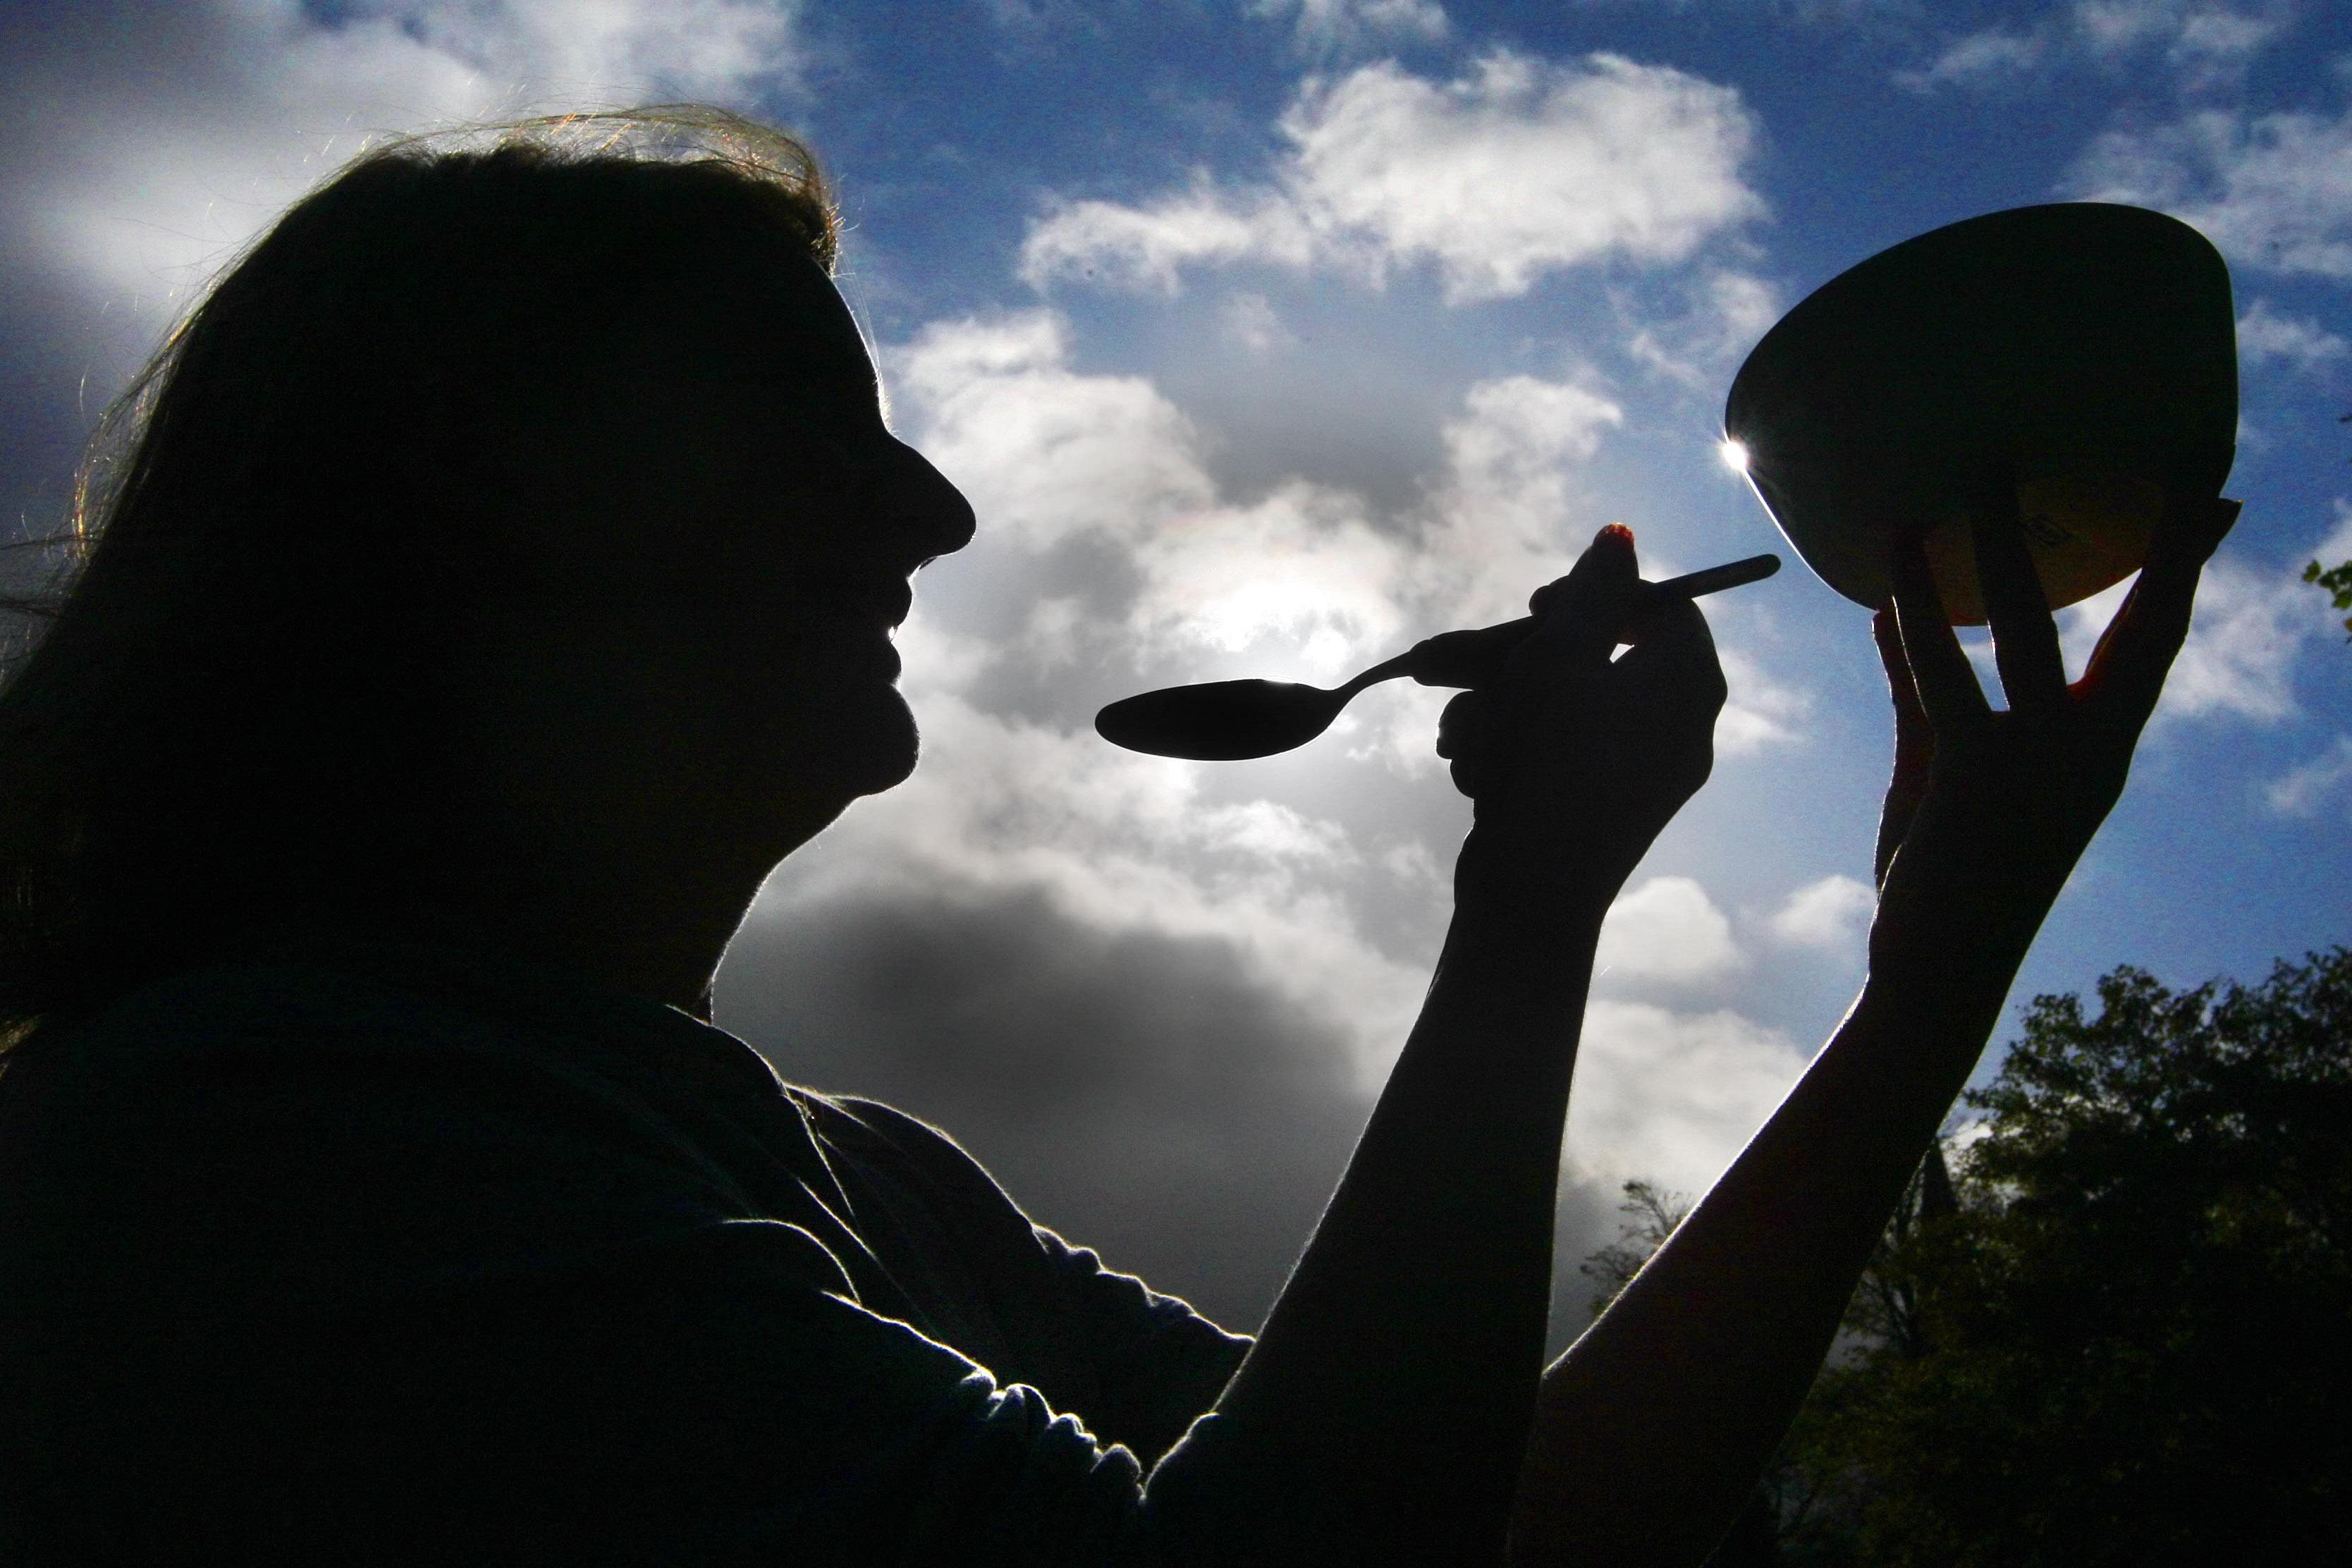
[0,110,2236,1565]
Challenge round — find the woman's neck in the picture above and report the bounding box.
[376,828,788,1020]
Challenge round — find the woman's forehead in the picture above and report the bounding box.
[643,243,876,398]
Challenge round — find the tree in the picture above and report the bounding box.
[1579,1179,1690,1320]
[2306,557,2352,640]
[2308,409,2352,640]
[1587,948,2352,1565]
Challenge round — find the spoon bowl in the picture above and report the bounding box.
[1094,678,1358,761]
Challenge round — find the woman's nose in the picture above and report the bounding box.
[886,439,976,563]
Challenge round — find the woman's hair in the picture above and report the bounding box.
[0,106,838,1043]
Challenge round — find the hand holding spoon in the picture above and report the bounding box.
[1095,553,1780,760]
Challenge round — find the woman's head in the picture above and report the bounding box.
[0,107,973,1032]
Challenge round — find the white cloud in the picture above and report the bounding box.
[869,311,1823,1142]
[1899,2,2288,94]
[1627,269,1782,388]
[1129,482,1409,673]
[2141,562,2313,723]
[2318,500,2352,568]
[1282,54,1764,302]
[2075,0,2287,80]
[1219,291,1297,353]
[1768,874,1875,950]
[870,308,1828,1176]
[1443,375,1624,494]
[2237,300,2349,376]
[2267,735,2352,818]
[1564,1000,1811,1195]
[2067,102,2352,281]
[890,315,1827,922]
[2071,0,2191,52]
[11,0,803,316]
[2057,558,2306,723]
[1017,185,1316,296]
[1359,370,1810,763]
[1897,30,2045,90]
[893,312,1217,556]
[1249,0,1449,49]
[2048,505,2352,726]
[1419,374,1627,623]
[893,319,1761,792]
[1022,51,1764,304]
[2054,575,2136,683]
[1597,876,1745,983]
[1715,646,1812,755]
[385,0,801,101]
[891,311,1407,679]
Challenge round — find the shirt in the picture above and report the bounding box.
[0,945,1253,1564]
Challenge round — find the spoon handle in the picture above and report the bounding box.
[1404,552,1780,688]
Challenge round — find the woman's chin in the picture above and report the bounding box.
[803,687,923,798]
[716,681,923,847]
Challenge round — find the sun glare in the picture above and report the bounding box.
[1717,439,1751,474]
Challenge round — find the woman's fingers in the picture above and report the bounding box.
[1447,527,1725,806]
[1889,530,1990,730]
[1871,608,1935,889]
[1435,688,1499,798]
[2081,496,2241,729]
[2076,577,2142,694]
[2162,489,2242,570]
[1614,596,1725,801]
[1969,496,2066,715]
[1616,596,1727,725]
[1444,527,1638,804]
[1517,525,1641,673]
[1871,608,1931,752]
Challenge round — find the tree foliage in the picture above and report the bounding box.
[1579,1178,1690,1320]
[1591,949,2352,1565]
[2307,557,2352,640]
[2311,409,2352,641]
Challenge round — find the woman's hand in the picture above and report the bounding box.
[1438,525,1727,921]
[1191,523,1721,1564]
[1870,484,2241,971]
[1505,489,2237,1568]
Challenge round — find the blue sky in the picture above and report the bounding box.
[5,0,2348,1334]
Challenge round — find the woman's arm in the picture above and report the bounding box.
[1143,525,1725,1564]
[1506,488,2241,1567]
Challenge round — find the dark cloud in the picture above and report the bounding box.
[718,878,1672,1353]
[718,883,1376,1331]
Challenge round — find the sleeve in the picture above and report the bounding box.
[814,1095,1254,1466]
[1025,1223,1254,1465]
[0,998,1205,1566]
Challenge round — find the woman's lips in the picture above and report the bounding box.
[778,594,909,680]
[828,577,914,629]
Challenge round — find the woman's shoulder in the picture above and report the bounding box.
[5,945,774,1119]
[796,1089,1031,1219]
[0,955,815,1299]
[1,957,666,1165]
[790,1086,1249,1456]
[11,952,562,1072]
[1,957,494,1132]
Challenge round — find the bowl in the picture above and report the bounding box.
[1723,202,2236,623]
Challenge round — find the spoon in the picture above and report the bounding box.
[1094,553,1780,761]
